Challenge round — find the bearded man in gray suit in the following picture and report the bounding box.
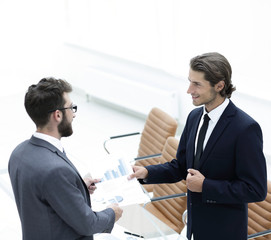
[9,77,123,240]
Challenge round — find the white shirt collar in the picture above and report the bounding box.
[33,132,64,153]
[203,98,229,124]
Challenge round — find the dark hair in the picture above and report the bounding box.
[24,77,72,127]
[190,52,236,98]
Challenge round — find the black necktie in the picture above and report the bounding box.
[194,114,210,169]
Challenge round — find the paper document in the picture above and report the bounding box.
[91,156,149,210]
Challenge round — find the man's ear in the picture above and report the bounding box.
[215,80,225,92]
[52,110,62,122]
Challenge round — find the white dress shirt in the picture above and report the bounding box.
[33,132,64,153]
[195,98,230,153]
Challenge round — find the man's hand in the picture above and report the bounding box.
[186,168,205,192]
[127,165,148,180]
[83,177,101,194]
[107,203,123,222]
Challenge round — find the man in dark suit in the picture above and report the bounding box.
[9,77,123,240]
[129,52,267,240]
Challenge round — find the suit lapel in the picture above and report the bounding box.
[30,136,91,204]
[30,136,80,175]
[198,101,236,169]
[30,136,90,196]
[57,151,90,202]
[187,108,203,169]
[57,151,80,176]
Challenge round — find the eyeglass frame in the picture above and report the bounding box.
[48,104,77,113]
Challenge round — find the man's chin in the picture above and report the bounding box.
[61,130,73,138]
[192,100,201,106]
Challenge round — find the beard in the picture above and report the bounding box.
[58,113,73,137]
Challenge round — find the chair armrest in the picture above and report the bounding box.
[247,229,271,239]
[182,210,187,225]
[143,192,188,227]
[134,153,162,161]
[109,132,141,139]
[143,192,187,207]
[103,132,140,154]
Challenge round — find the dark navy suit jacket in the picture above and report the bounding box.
[9,136,115,240]
[145,100,267,240]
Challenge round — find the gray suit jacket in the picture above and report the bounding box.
[9,136,115,240]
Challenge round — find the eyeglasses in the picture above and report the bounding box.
[48,104,77,113]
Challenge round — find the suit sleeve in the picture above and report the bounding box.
[143,120,189,184]
[202,122,267,204]
[42,165,115,236]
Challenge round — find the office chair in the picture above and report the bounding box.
[104,107,178,192]
[247,180,271,239]
[143,137,187,234]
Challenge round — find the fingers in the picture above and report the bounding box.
[127,166,148,180]
[186,169,205,192]
[127,166,139,180]
[83,177,101,194]
[91,178,101,185]
[107,203,123,222]
[187,168,199,176]
[127,173,135,180]
[84,177,101,186]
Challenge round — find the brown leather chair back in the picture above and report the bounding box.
[248,180,271,239]
[135,107,178,191]
[145,137,187,233]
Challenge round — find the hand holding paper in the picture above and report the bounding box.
[128,165,148,180]
[106,203,123,222]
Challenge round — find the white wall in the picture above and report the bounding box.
[62,0,271,159]
[64,0,271,101]
[0,0,65,94]
[53,43,271,160]
[1,0,270,158]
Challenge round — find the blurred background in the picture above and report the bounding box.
[1,0,270,238]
